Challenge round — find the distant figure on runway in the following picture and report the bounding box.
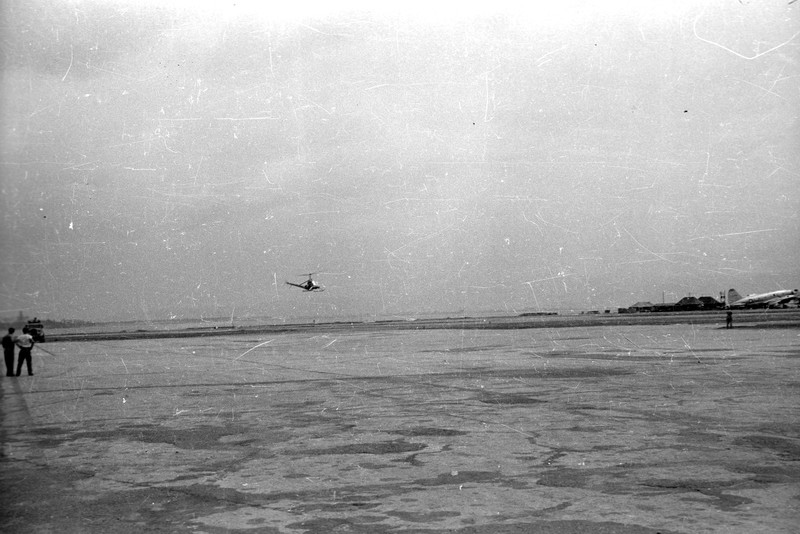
[2,327,15,376]
[726,311,733,329]
[15,326,34,376]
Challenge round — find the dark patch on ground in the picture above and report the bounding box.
[286,518,680,533]
[283,412,352,427]
[490,367,631,380]
[538,351,608,358]
[641,479,753,511]
[754,423,800,438]
[567,425,605,433]
[477,391,545,404]
[568,404,611,411]
[386,510,461,522]
[19,430,62,450]
[289,501,383,513]
[464,521,682,533]
[677,429,725,445]
[273,399,326,409]
[2,460,677,534]
[303,439,426,455]
[734,435,800,460]
[641,478,738,491]
[70,424,257,450]
[0,463,202,533]
[23,426,75,448]
[392,426,468,437]
[689,491,755,511]
[543,351,641,360]
[170,472,218,482]
[25,364,631,396]
[28,426,70,435]
[533,501,573,515]
[395,452,425,466]
[536,451,568,466]
[527,354,654,362]
[30,424,268,450]
[413,470,504,487]
[118,423,159,429]
[422,344,511,354]
[666,348,735,354]
[536,468,590,488]
[354,461,396,470]
[286,516,390,533]
[726,463,800,483]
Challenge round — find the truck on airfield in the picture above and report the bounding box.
[26,318,45,342]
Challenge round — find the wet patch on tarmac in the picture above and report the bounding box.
[566,424,608,433]
[303,439,427,455]
[734,435,800,460]
[413,470,507,487]
[289,500,384,513]
[478,391,546,404]
[772,348,800,358]
[82,424,256,449]
[536,468,591,488]
[755,422,800,438]
[391,426,469,437]
[567,404,611,411]
[90,485,244,531]
[25,426,75,447]
[675,428,726,446]
[423,344,512,354]
[28,426,70,437]
[640,479,754,511]
[489,367,631,379]
[26,423,288,452]
[386,509,462,522]
[272,398,326,408]
[1,463,201,534]
[727,463,800,483]
[285,518,682,534]
[285,516,392,533]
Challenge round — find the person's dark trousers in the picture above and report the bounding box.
[15,348,32,376]
[4,350,14,376]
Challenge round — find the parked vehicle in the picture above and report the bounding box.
[26,319,45,342]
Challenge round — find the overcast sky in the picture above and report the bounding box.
[1,0,798,322]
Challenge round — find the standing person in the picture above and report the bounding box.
[15,326,34,376]
[2,327,15,376]
[726,311,733,329]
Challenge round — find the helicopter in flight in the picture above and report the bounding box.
[285,273,325,292]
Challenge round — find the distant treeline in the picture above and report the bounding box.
[42,319,97,328]
[0,317,96,328]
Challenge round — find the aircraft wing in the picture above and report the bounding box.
[769,295,800,308]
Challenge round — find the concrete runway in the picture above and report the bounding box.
[2,323,799,533]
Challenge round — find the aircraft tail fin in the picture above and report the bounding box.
[726,289,743,306]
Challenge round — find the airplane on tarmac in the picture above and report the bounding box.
[725,288,799,308]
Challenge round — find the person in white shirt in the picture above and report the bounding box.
[15,326,34,376]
